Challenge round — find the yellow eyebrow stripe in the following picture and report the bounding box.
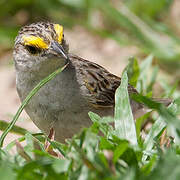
[54,24,63,43]
[22,35,48,49]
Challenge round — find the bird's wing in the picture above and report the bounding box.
[70,55,138,108]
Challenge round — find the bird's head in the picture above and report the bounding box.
[13,22,69,72]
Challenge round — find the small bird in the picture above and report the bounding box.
[13,22,171,142]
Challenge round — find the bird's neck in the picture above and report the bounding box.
[16,58,74,99]
[33,59,67,79]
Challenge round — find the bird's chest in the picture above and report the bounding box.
[16,69,89,132]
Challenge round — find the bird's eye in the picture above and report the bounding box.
[25,45,41,54]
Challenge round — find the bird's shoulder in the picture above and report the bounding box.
[69,54,138,108]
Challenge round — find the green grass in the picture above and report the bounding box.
[0,56,180,179]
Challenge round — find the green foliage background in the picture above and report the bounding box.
[0,0,180,179]
[1,0,180,75]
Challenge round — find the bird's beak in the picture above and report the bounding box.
[50,41,68,60]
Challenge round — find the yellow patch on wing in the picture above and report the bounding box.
[84,79,95,93]
[23,35,48,49]
[54,24,63,43]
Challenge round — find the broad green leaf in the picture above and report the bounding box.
[113,141,129,163]
[99,137,114,150]
[114,71,137,146]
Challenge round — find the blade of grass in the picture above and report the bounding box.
[136,55,153,93]
[114,71,137,146]
[147,65,158,93]
[142,117,166,162]
[126,57,140,87]
[136,112,151,146]
[0,120,28,135]
[0,63,69,148]
[5,133,44,152]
